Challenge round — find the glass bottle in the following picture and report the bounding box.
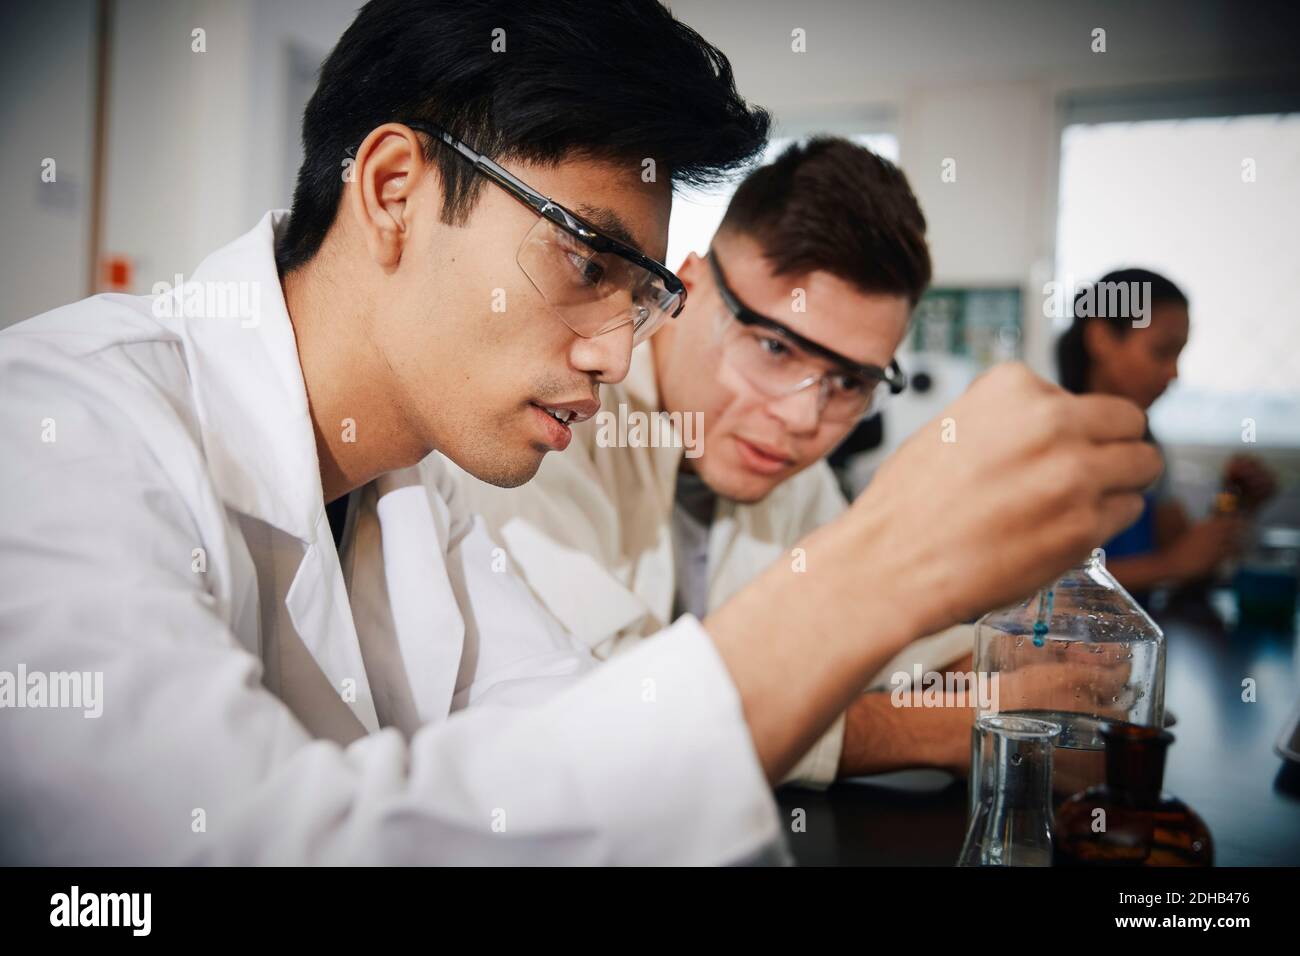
[957,714,1060,867]
[1054,721,1213,866]
[972,548,1165,807]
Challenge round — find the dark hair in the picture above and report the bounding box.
[274,0,770,274]
[716,137,932,305]
[1055,268,1188,393]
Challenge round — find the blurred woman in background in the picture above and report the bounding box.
[1056,268,1277,601]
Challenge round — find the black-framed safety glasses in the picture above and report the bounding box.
[708,249,907,422]
[402,120,685,345]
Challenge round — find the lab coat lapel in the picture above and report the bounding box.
[349,466,465,732]
[282,521,379,734]
[495,515,649,649]
[178,210,379,733]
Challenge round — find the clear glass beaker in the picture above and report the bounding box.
[958,714,1060,866]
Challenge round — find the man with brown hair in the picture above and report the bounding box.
[450,138,977,786]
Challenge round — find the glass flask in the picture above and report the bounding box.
[1054,721,1213,866]
[972,548,1165,808]
[957,714,1060,867]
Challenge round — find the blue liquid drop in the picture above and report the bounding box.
[1031,588,1055,647]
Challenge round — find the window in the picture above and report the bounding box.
[1055,113,1300,446]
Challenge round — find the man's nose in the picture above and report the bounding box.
[568,321,634,384]
[765,383,822,434]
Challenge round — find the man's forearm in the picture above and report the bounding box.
[837,692,974,777]
[704,516,925,784]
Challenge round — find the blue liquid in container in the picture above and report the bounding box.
[1031,588,1055,647]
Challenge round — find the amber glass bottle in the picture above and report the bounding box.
[1054,722,1213,866]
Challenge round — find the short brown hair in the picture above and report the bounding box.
[718,137,931,305]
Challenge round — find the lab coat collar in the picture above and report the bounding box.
[175,211,380,733]
[179,210,325,543]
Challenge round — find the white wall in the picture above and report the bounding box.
[99,0,254,294]
[242,0,367,227]
[0,0,98,326]
[94,0,362,293]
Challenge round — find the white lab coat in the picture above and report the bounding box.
[446,343,976,788]
[0,211,780,865]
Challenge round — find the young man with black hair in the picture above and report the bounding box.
[0,0,1160,864]
[450,139,977,786]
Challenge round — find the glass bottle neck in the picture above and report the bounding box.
[1104,727,1171,805]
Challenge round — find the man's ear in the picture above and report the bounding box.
[346,123,431,272]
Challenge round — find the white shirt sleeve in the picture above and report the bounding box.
[0,372,781,866]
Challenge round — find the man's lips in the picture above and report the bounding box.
[528,396,600,451]
[734,436,794,475]
[529,397,600,425]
